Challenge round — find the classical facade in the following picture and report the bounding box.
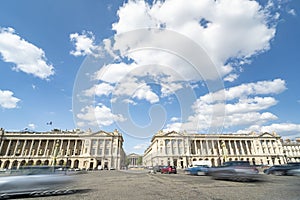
[0,128,126,170]
[143,131,286,168]
[282,138,300,163]
[127,153,141,168]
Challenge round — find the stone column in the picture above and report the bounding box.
[245,140,250,155]
[66,140,71,156]
[13,140,19,156]
[199,140,203,155]
[29,140,35,157]
[21,140,27,156]
[36,140,42,156]
[44,140,49,156]
[74,140,78,156]
[239,141,245,155]
[211,140,215,155]
[59,140,64,156]
[217,140,221,156]
[228,140,233,155]
[5,139,12,156]
[234,140,239,156]
[194,140,197,155]
[206,140,209,156]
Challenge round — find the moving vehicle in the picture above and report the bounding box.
[0,166,75,198]
[153,165,165,173]
[263,163,300,175]
[207,161,259,182]
[161,166,177,174]
[184,165,210,176]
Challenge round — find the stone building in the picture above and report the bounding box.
[282,138,300,163]
[127,153,142,168]
[143,131,286,168]
[0,128,126,170]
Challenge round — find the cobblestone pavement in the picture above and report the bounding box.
[24,169,300,200]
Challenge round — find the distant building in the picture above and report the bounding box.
[127,153,142,168]
[282,138,300,163]
[143,131,286,168]
[0,128,126,170]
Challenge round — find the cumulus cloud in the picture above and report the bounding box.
[84,82,114,97]
[236,123,300,138]
[73,0,284,130]
[0,27,54,79]
[76,104,125,127]
[0,90,20,109]
[70,31,102,57]
[132,84,159,103]
[110,0,277,80]
[165,79,285,133]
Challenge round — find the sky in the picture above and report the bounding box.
[0,0,299,155]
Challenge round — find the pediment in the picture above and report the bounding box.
[91,131,114,137]
[164,131,184,137]
[259,132,277,138]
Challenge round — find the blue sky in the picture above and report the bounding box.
[0,0,299,154]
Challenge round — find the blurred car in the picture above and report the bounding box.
[184,165,209,176]
[264,163,300,176]
[287,168,300,176]
[161,166,177,174]
[153,165,165,173]
[207,161,259,182]
[0,166,74,198]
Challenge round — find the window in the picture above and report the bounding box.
[98,148,103,155]
[105,148,110,155]
[91,148,96,155]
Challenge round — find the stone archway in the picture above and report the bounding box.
[58,160,64,166]
[44,160,49,166]
[3,160,10,169]
[67,159,72,168]
[36,160,42,165]
[11,160,18,169]
[20,160,26,167]
[74,160,79,169]
[28,160,34,166]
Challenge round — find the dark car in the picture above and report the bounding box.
[207,161,259,182]
[153,165,165,173]
[264,163,300,175]
[184,165,210,176]
[161,166,177,174]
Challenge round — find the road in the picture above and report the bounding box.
[23,169,300,200]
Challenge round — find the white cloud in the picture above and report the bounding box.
[28,123,36,130]
[110,0,277,81]
[70,31,102,57]
[288,9,296,16]
[236,123,300,138]
[74,0,283,131]
[166,79,285,133]
[0,27,54,79]
[224,74,239,82]
[84,82,114,97]
[260,123,300,137]
[133,84,159,104]
[0,90,20,109]
[198,78,286,104]
[76,104,125,127]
